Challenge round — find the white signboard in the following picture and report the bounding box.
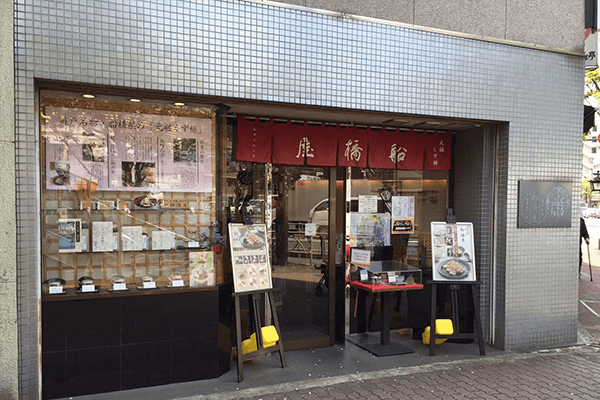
[350,249,371,267]
[430,222,476,282]
[358,195,378,213]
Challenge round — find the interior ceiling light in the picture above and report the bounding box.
[130,98,141,103]
[174,102,185,106]
[82,94,95,99]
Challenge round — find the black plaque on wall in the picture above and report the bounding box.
[517,181,572,228]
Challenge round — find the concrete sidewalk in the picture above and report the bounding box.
[232,344,600,400]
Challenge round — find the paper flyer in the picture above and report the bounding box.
[391,196,415,234]
[121,226,144,252]
[92,221,114,252]
[57,218,82,253]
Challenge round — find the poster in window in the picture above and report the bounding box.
[43,107,213,192]
[430,222,476,282]
[228,223,272,293]
[391,196,415,234]
[189,251,216,286]
[57,218,82,253]
[347,213,391,247]
[44,107,109,191]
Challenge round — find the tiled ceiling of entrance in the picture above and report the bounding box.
[227,103,492,132]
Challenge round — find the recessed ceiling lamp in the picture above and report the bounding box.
[130,98,141,103]
[82,94,95,99]
[174,102,185,106]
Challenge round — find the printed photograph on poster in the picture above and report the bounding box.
[391,196,415,234]
[121,162,157,188]
[173,138,197,165]
[189,251,215,286]
[228,223,272,293]
[49,162,71,187]
[430,222,476,282]
[81,138,106,162]
[57,218,82,253]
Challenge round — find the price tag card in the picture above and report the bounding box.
[49,286,63,294]
[113,283,127,291]
[359,269,368,282]
[143,281,156,289]
[388,272,396,284]
[188,241,200,248]
[171,280,184,287]
[81,285,96,292]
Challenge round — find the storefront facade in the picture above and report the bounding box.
[8,0,584,399]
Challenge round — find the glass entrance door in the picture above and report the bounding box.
[270,165,332,349]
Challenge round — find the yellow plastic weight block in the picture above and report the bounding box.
[241,325,280,355]
[422,319,454,345]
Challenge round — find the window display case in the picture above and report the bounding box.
[40,93,224,292]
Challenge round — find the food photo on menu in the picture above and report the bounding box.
[430,222,476,282]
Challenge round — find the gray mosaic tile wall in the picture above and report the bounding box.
[14,0,583,397]
[453,125,497,343]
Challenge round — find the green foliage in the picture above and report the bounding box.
[586,68,600,101]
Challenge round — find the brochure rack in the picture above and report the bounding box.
[233,289,286,382]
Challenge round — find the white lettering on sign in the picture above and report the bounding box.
[389,143,407,163]
[296,137,315,158]
[344,139,363,162]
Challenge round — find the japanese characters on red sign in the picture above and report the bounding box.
[236,116,451,170]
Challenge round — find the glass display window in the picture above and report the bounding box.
[40,90,225,291]
[347,168,448,269]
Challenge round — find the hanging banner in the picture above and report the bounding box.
[272,121,311,166]
[235,115,452,170]
[304,123,339,166]
[396,130,425,170]
[236,116,273,163]
[44,107,213,192]
[424,130,452,170]
[366,128,399,169]
[338,126,368,168]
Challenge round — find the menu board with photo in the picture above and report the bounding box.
[391,196,415,234]
[43,107,213,192]
[430,222,476,282]
[228,223,272,293]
